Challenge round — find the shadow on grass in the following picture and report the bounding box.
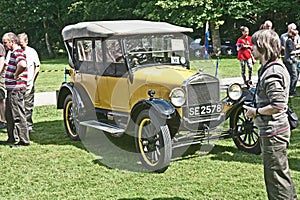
[29,119,300,173]
[208,136,300,172]
[208,144,262,164]
[288,128,300,172]
[30,119,209,172]
[29,120,85,150]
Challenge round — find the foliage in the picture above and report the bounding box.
[138,0,255,28]
[0,0,299,58]
[139,0,258,52]
[68,0,142,21]
[0,0,79,57]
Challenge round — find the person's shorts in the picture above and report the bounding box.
[0,76,6,100]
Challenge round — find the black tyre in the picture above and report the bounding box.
[63,95,80,140]
[135,110,172,172]
[194,49,204,58]
[224,48,233,56]
[230,105,261,155]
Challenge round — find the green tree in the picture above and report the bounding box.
[68,0,142,21]
[0,0,299,58]
[0,0,79,58]
[135,0,257,54]
[251,0,300,34]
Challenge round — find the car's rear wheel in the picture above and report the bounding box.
[134,110,172,172]
[230,105,261,155]
[63,95,80,140]
[194,49,204,58]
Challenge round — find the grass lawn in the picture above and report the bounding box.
[0,57,298,199]
[35,58,69,93]
[190,56,260,79]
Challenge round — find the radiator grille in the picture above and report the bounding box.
[186,81,219,106]
[182,74,222,130]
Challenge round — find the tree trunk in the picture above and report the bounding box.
[43,21,54,57]
[210,23,221,55]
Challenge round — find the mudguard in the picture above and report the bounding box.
[72,83,98,122]
[57,82,97,119]
[56,82,74,109]
[131,98,176,122]
[241,87,255,103]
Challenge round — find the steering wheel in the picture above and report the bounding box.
[129,48,148,66]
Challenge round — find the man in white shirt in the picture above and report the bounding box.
[18,33,40,133]
[0,43,6,129]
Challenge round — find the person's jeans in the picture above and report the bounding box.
[285,62,298,94]
[261,132,297,200]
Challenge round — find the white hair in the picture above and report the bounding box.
[288,23,297,31]
[264,20,272,29]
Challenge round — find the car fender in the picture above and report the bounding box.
[56,82,74,109]
[72,83,98,122]
[57,82,97,121]
[56,82,96,112]
[131,98,176,122]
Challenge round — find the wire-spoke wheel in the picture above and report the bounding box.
[230,105,261,155]
[194,49,204,58]
[135,110,172,172]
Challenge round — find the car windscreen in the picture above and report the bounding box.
[123,33,189,68]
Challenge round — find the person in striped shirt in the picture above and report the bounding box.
[2,32,29,147]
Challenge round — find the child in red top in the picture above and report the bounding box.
[236,26,254,85]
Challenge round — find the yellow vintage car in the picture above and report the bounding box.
[57,20,260,172]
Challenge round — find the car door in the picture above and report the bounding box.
[73,39,98,104]
[95,39,131,113]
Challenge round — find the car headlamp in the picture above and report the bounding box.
[227,83,242,101]
[180,57,186,65]
[169,88,186,107]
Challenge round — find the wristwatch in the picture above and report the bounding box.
[256,108,261,116]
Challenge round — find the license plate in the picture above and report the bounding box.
[188,103,222,117]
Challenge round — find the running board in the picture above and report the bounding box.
[80,120,125,135]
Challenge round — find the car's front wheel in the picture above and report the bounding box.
[230,105,261,155]
[63,94,80,140]
[134,110,172,172]
[224,48,233,56]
